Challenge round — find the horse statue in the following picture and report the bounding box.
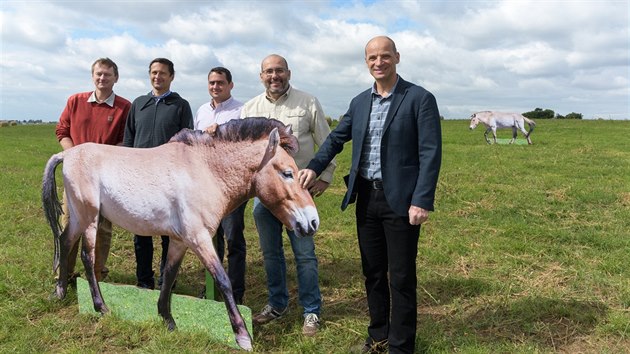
[42,117,320,351]
[469,111,536,144]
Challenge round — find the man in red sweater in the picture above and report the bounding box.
[55,57,131,281]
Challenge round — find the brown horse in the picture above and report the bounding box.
[42,117,319,351]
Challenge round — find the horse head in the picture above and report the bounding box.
[253,127,319,238]
[469,114,480,130]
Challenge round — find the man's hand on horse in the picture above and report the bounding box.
[298,169,317,188]
[298,169,328,196]
[408,205,429,225]
[204,123,219,136]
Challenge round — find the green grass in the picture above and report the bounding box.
[1,120,629,353]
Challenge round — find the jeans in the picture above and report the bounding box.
[134,235,169,289]
[215,201,248,303]
[253,198,321,315]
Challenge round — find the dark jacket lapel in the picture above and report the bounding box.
[383,77,409,133]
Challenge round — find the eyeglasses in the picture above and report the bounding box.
[262,68,287,76]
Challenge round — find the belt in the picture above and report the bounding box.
[359,177,383,190]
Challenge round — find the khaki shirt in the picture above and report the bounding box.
[241,86,336,183]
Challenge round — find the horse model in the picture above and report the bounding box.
[42,117,319,351]
[469,111,536,144]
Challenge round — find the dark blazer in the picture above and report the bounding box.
[306,77,442,216]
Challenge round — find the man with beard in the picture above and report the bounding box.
[240,54,336,337]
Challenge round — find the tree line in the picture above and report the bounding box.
[523,108,583,119]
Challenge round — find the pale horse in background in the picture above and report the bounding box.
[469,111,536,144]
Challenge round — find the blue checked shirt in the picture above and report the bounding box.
[360,80,398,180]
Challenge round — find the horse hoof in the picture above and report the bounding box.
[94,303,109,315]
[236,335,253,351]
[166,319,177,331]
[99,305,110,315]
[51,285,66,300]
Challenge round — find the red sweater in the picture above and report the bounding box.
[56,92,131,145]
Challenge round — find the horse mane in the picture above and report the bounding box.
[169,117,298,155]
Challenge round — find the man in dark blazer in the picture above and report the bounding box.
[299,36,442,354]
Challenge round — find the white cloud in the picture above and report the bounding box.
[0,0,628,121]
[0,3,68,49]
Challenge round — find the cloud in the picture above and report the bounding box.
[0,0,628,122]
[0,3,68,49]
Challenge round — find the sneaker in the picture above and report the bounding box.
[253,304,287,325]
[302,313,320,336]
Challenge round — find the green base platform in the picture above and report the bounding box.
[492,138,529,145]
[77,278,252,349]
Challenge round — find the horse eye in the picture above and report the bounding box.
[282,170,294,179]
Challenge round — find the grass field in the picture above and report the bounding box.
[1,119,629,353]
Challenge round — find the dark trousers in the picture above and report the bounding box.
[134,235,169,289]
[215,201,247,303]
[356,178,421,354]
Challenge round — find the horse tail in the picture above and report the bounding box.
[42,152,65,273]
[523,117,536,136]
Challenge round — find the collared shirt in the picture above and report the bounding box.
[194,96,243,130]
[152,90,172,105]
[88,91,116,107]
[240,85,336,183]
[360,77,399,180]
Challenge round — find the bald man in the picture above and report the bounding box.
[299,36,442,353]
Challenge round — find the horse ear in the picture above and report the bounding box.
[278,124,299,156]
[284,124,293,136]
[257,128,279,171]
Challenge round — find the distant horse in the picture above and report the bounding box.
[469,111,536,144]
[42,117,319,351]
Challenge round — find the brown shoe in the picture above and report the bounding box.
[302,313,320,336]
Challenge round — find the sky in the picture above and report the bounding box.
[1,0,628,122]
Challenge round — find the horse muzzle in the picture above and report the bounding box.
[292,205,319,238]
[295,218,319,238]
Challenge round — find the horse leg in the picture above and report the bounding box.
[509,127,517,144]
[484,128,492,144]
[53,227,78,299]
[193,233,252,351]
[522,126,533,144]
[81,220,109,315]
[157,237,187,331]
[53,218,83,300]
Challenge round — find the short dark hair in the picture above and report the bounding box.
[92,57,119,78]
[149,58,175,76]
[209,67,232,83]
